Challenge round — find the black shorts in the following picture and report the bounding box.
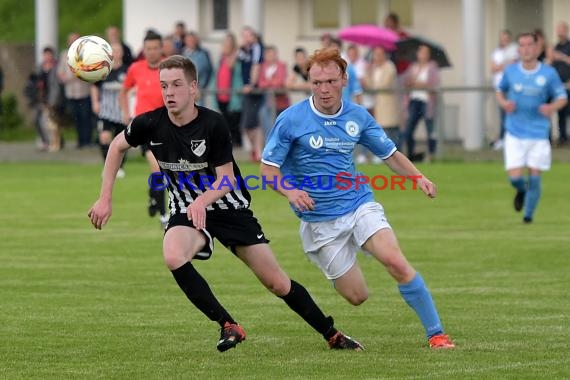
[165,209,270,260]
[97,119,126,135]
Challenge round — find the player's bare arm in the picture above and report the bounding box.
[260,163,315,211]
[539,97,568,117]
[88,131,131,230]
[187,162,236,230]
[384,151,437,198]
[496,91,516,113]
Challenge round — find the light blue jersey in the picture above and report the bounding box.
[262,97,397,222]
[498,62,567,139]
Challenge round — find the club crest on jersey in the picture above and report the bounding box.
[345,121,359,137]
[535,76,546,86]
[191,140,206,157]
[309,135,323,149]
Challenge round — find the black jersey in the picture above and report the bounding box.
[125,106,251,214]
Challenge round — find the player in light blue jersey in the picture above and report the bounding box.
[496,32,567,223]
[261,48,454,349]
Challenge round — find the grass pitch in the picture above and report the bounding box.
[1,161,569,379]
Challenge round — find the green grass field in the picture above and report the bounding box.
[1,161,569,379]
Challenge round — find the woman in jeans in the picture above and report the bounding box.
[402,45,440,162]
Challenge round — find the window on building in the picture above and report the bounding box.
[388,0,412,27]
[350,0,378,25]
[313,0,340,29]
[213,0,228,30]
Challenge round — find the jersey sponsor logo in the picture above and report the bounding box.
[345,121,359,137]
[150,141,163,146]
[191,140,206,157]
[513,83,523,92]
[157,158,208,171]
[535,75,546,86]
[309,135,324,149]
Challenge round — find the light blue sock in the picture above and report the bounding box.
[524,175,541,219]
[509,176,526,193]
[398,273,443,338]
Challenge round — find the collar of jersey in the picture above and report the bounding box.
[518,61,542,75]
[309,96,344,119]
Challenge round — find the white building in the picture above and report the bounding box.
[36,0,570,150]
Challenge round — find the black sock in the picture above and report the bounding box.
[100,143,109,161]
[171,262,235,327]
[157,188,166,216]
[279,280,337,340]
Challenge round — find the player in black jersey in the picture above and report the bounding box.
[88,55,363,352]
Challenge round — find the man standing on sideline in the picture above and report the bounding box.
[490,30,519,150]
[88,55,363,353]
[550,21,570,146]
[119,31,168,229]
[260,48,455,349]
[92,43,128,178]
[496,33,567,223]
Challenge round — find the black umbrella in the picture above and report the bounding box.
[395,36,452,68]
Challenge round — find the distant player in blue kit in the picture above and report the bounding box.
[496,32,567,223]
[260,48,455,349]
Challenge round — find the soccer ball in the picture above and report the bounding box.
[67,35,113,83]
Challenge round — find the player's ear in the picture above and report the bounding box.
[342,72,348,86]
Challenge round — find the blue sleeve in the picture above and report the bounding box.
[261,111,292,167]
[548,69,568,100]
[359,113,397,159]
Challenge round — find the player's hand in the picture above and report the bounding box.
[417,177,437,198]
[88,198,112,230]
[539,103,555,117]
[286,189,315,212]
[187,197,207,230]
[503,100,516,113]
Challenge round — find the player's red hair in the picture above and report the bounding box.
[306,48,347,77]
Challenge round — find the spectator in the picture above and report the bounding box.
[172,21,187,54]
[320,33,334,49]
[258,45,290,137]
[57,32,94,149]
[402,44,441,162]
[490,29,519,150]
[162,36,178,57]
[365,45,400,153]
[91,42,128,178]
[0,64,4,129]
[37,47,64,152]
[182,32,213,95]
[213,32,243,148]
[384,12,411,75]
[286,47,311,105]
[106,25,134,67]
[347,44,373,111]
[238,26,264,162]
[550,21,570,145]
[534,28,548,62]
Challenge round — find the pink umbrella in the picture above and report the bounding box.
[338,24,399,51]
